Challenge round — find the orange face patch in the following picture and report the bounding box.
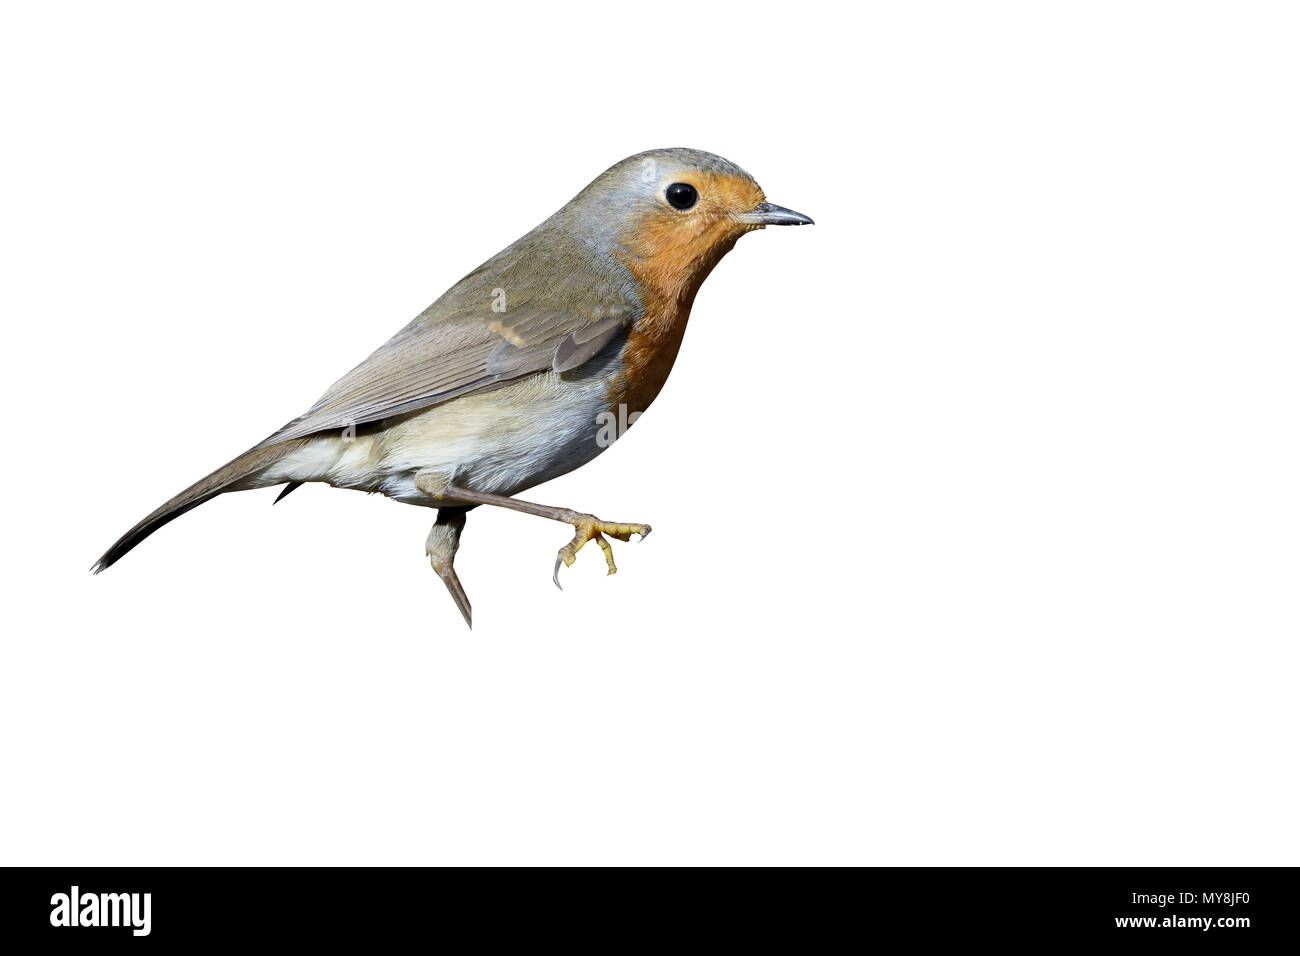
[617,170,766,309]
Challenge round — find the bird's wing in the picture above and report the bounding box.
[257,256,638,447]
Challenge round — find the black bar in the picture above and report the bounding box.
[0,866,1293,945]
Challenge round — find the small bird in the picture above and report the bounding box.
[93,148,812,626]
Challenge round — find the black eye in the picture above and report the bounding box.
[665,182,698,210]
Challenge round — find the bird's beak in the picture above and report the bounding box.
[740,201,814,226]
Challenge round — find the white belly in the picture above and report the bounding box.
[250,369,617,505]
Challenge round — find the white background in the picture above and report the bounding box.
[1,2,1296,865]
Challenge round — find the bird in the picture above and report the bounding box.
[92,147,813,627]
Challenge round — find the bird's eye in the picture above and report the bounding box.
[665,182,698,210]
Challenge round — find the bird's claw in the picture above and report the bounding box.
[551,515,651,590]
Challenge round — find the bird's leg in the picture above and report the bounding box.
[413,475,650,589]
[426,507,471,628]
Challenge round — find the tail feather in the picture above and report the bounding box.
[91,439,307,574]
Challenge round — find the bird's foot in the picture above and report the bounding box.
[552,513,651,589]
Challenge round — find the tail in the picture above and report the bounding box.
[91,439,307,574]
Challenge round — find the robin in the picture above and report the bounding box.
[93,148,813,626]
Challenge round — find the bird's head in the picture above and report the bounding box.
[562,147,813,302]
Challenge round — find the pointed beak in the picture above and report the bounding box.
[741,201,814,226]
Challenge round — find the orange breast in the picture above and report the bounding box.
[605,195,759,416]
[607,227,744,416]
[608,295,692,417]
[606,173,759,417]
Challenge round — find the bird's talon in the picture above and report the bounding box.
[551,515,650,586]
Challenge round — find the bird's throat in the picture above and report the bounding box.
[608,234,738,419]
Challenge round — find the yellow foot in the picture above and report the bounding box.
[552,513,652,589]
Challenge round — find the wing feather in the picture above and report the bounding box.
[256,239,641,447]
